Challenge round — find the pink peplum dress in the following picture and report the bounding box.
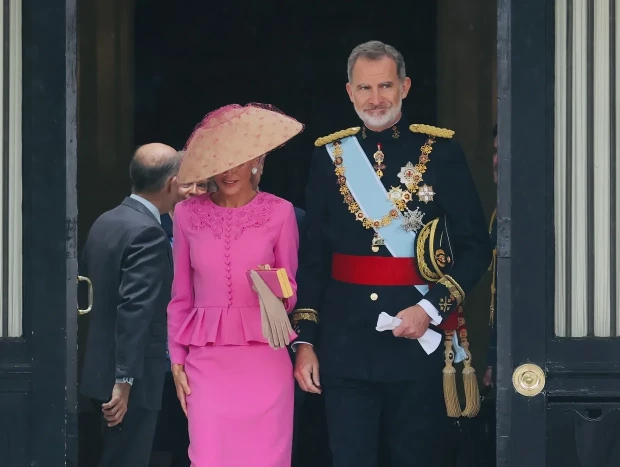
[167,191,299,467]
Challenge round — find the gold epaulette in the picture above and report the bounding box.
[314,127,361,147]
[409,124,455,139]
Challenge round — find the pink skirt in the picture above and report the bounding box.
[184,343,294,467]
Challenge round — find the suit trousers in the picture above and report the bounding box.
[92,399,159,467]
[322,375,447,467]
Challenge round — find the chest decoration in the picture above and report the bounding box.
[418,184,436,203]
[373,144,386,178]
[331,136,435,252]
[395,138,436,203]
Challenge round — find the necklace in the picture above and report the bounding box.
[332,136,435,251]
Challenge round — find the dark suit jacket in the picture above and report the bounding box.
[294,206,306,232]
[79,197,173,411]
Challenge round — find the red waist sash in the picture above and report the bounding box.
[330,253,458,331]
[331,253,426,286]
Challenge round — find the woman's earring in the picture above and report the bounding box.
[251,167,258,175]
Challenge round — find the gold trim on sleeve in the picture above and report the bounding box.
[293,308,318,315]
[292,311,319,325]
[438,275,465,304]
[417,220,440,282]
[409,124,455,139]
[428,218,444,277]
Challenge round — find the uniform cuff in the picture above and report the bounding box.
[418,299,442,325]
[291,341,313,352]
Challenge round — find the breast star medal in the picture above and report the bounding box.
[397,162,423,191]
[401,207,425,233]
[417,184,435,203]
[387,186,413,211]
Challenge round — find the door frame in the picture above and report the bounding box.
[496,1,553,466]
[21,0,78,464]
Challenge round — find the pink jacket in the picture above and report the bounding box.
[167,192,299,365]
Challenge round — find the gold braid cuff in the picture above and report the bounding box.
[292,309,319,325]
[409,124,455,139]
[438,275,465,305]
[315,127,361,146]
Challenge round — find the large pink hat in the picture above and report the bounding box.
[177,103,304,184]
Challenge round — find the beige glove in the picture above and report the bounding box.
[250,270,293,349]
[258,292,276,348]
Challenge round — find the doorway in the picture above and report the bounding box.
[76,0,497,465]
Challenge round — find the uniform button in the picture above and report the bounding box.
[370,293,378,301]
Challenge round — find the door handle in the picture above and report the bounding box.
[77,275,93,315]
[512,363,546,396]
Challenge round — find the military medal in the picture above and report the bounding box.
[371,232,385,252]
[401,207,425,233]
[418,184,435,203]
[387,186,413,211]
[397,162,423,192]
[373,144,386,178]
[330,134,437,251]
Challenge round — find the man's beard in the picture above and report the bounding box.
[355,99,402,129]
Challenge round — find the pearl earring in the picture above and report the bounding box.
[251,167,258,175]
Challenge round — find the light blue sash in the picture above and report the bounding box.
[325,136,419,257]
[325,136,429,296]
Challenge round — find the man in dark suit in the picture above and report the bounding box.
[80,143,182,467]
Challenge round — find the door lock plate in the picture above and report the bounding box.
[512,363,545,397]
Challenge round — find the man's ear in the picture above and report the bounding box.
[168,175,178,193]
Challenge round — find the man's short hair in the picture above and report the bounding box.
[492,124,498,138]
[129,149,182,193]
[347,40,407,83]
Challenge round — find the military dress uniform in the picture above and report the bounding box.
[292,117,492,467]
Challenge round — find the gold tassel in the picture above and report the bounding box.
[460,341,481,418]
[442,333,461,418]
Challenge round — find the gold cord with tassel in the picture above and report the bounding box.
[459,340,481,418]
[442,331,461,418]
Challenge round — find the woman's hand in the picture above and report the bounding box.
[172,363,192,416]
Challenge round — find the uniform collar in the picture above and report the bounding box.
[130,194,161,224]
[360,116,408,143]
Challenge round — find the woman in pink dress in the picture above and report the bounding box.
[167,104,303,467]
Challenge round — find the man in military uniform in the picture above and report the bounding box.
[292,40,492,467]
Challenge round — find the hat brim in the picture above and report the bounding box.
[177,106,303,183]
